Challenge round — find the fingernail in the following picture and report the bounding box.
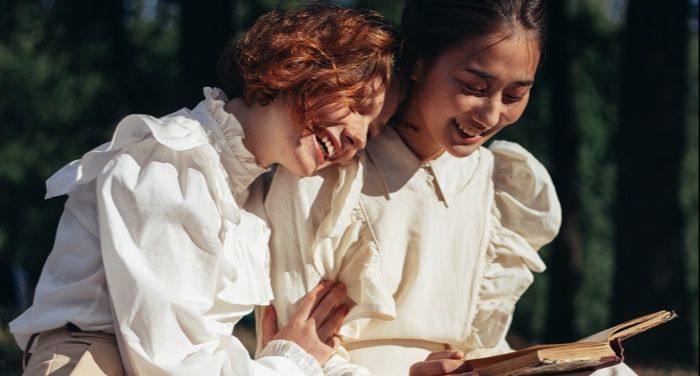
[335,282,346,292]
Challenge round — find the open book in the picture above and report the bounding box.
[464,310,677,376]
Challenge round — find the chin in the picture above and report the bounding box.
[296,166,317,177]
[283,160,317,177]
[446,144,480,159]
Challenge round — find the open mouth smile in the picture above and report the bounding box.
[313,129,342,163]
[452,118,487,138]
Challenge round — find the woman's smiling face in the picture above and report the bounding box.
[285,79,397,176]
[401,29,541,160]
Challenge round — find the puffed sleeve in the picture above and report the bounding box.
[465,141,561,358]
[82,114,322,375]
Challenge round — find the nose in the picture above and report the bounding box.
[342,121,368,151]
[472,97,501,129]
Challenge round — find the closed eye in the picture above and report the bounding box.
[459,81,487,96]
[503,94,523,104]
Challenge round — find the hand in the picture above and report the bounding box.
[260,280,349,365]
[409,350,479,376]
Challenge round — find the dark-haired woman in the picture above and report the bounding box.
[10,5,399,375]
[266,1,637,375]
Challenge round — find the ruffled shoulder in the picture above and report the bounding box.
[463,141,561,354]
[46,110,210,199]
[490,140,562,254]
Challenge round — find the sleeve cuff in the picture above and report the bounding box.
[258,339,324,376]
[323,352,371,376]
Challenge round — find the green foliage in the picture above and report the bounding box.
[0,0,697,368]
[506,0,623,341]
[0,305,22,375]
[572,16,621,336]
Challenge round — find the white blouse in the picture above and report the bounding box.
[10,88,323,376]
[263,126,562,375]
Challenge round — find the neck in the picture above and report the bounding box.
[393,97,445,162]
[224,98,287,168]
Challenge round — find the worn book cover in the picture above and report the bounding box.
[464,310,677,376]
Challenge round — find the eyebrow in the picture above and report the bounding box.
[465,68,534,87]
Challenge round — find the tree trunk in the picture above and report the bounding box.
[612,0,693,364]
[179,0,232,105]
[544,0,582,343]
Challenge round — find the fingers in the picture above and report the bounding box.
[425,350,464,361]
[324,334,341,349]
[292,280,335,321]
[310,282,346,325]
[409,359,473,376]
[260,305,279,348]
[317,304,349,343]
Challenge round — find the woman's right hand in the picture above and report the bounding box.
[260,280,349,365]
[409,350,479,376]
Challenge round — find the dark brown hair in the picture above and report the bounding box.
[401,0,547,68]
[218,4,400,130]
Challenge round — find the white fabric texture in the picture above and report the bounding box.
[10,87,322,375]
[263,126,562,375]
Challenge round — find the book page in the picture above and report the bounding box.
[610,310,677,341]
[576,310,676,343]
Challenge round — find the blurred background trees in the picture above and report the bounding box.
[0,0,697,373]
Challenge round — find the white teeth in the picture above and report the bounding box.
[320,136,335,158]
[453,119,482,137]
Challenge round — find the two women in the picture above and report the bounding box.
[11,5,400,375]
[264,1,635,375]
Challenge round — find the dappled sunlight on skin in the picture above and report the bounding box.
[396,30,541,162]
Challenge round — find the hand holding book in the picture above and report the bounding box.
[462,310,677,376]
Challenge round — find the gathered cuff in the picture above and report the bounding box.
[258,339,324,376]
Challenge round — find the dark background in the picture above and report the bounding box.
[0,0,698,374]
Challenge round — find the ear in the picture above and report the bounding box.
[410,59,424,82]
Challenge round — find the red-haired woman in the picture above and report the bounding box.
[10,5,400,375]
[265,1,636,375]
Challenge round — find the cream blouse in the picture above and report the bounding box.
[10,88,323,376]
[264,126,562,375]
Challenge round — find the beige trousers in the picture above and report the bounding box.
[23,327,125,376]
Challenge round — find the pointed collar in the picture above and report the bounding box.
[365,126,482,207]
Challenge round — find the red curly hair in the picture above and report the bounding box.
[218,4,401,130]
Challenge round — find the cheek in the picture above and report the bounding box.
[422,86,464,118]
[502,103,528,124]
[454,95,474,112]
